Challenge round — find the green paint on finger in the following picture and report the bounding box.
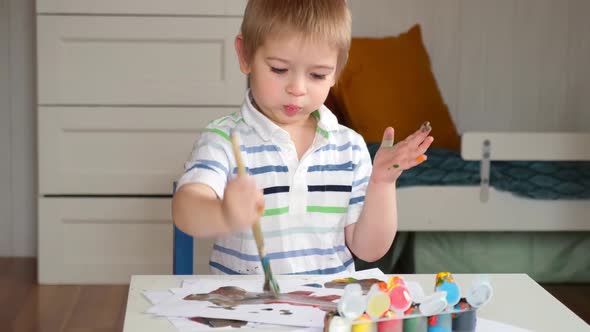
[382,139,394,148]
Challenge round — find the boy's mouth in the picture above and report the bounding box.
[283,104,301,116]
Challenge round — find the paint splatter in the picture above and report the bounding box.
[324,278,384,292]
[189,317,247,328]
[184,286,339,311]
[303,283,323,288]
[207,305,235,310]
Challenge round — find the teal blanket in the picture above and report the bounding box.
[366,143,590,199]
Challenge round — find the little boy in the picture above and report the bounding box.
[172,0,433,275]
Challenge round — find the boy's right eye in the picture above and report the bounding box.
[270,67,287,74]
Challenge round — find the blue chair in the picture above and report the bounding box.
[172,182,194,275]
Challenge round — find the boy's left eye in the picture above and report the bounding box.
[270,67,287,74]
[311,73,327,80]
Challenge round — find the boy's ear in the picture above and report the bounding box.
[235,34,251,75]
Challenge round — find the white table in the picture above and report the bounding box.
[123,274,589,332]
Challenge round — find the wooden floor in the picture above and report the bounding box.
[0,258,127,332]
[0,258,588,331]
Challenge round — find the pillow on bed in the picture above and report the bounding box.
[330,24,460,150]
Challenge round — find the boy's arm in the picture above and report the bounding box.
[346,124,433,262]
[172,183,232,238]
[345,180,397,262]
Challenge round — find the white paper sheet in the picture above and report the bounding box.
[146,269,387,328]
[142,287,287,330]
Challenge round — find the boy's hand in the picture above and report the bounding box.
[371,122,434,184]
[222,174,265,231]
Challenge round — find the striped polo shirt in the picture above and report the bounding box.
[177,91,373,275]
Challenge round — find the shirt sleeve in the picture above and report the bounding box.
[345,133,373,226]
[176,126,232,199]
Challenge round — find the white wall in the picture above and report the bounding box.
[568,0,590,129]
[0,0,36,257]
[349,0,590,132]
[0,0,12,256]
[1,0,589,257]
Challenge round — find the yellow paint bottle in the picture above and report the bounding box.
[352,314,376,332]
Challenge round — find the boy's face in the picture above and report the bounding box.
[237,32,339,127]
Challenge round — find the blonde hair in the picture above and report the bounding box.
[240,0,351,77]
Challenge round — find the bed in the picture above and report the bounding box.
[355,132,590,283]
[323,22,590,283]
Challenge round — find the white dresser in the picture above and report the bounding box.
[36,0,246,284]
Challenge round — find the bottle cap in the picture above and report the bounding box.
[387,277,412,314]
[466,279,493,308]
[338,283,365,320]
[435,272,460,307]
[365,283,391,319]
[418,291,448,316]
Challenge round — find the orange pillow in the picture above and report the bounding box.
[331,25,460,150]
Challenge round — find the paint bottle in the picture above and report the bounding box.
[465,278,493,308]
[451,302,477,332]
[324,312,352,332]
[386,276,412,315]
[402,306,428,332]
[418,291,448,317]
[427,314,452,332]
[376,310,402,332]
[366,283,391,319]
[434,272,460,307]
[405,281,446,317]
[338,283,366,320]
[352,313,376,332]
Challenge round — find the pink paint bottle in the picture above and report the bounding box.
[386,276,412,315]
[376,311,402,332]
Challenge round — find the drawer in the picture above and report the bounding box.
[37,16,245,105]
[38,197,173,284]
[38,197,216,283]
[38,106,237,195]
[36,0,247,16]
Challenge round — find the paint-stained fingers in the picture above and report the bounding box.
[408,121,432,146]
[410,136,433,168]
[420,121,432,134]
[411,154,428,167]
[388,154,426,171]
[381,127,395,148]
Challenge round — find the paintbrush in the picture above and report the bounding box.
[230,132,280,297]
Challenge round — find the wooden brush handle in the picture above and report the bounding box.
[230,133,247,177]
[230,132,266,256]
[251,222,266,257]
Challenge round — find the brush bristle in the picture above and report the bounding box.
[261,257,280,296]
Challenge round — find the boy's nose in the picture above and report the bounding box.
[286,77,306,97]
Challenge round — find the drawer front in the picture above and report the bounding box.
[37,0,247,15]
[37,16,245,105]
[38,197,173,284]
[38,106,237,195]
